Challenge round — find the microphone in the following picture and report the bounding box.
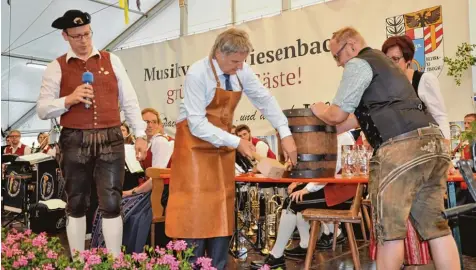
[82,71,94,109]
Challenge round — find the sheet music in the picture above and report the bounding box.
[16,153,53,164]
[125,144,143,173]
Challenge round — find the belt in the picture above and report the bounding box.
[385,125,442,145]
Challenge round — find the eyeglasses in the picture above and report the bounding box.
[333,43,348,62]
[145,120,159,125]
[389,55,404,63]
[9,135,20,138]
[66,31,93,41]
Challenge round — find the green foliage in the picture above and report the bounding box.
[443,42,476,86]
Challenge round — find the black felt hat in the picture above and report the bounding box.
[52,10,91,30]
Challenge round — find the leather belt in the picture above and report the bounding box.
[386,126,443,144]
[289,125,336,133]
[287,169,336,179]
[297,154,337,162]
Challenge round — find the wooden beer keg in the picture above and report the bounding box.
[282,104,337,178]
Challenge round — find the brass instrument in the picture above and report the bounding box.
[269,194,283,237]
[247,185,260,236]
[261,191,271,255]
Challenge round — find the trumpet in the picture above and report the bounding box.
[269,194,284,237]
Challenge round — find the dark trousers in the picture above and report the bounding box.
[60,127,125,219]
[184,236,231,270]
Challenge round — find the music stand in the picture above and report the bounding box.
[2,154,18,164]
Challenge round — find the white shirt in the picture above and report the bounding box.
[150,133,174,168]
[304,132,355,193]
[417,72,450,139]
[3,144,32,155]
[37,47,146,138]
[178,57,291,148]
[255,141,271,159]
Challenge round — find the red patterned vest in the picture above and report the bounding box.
[4,144,26,156]
[57,51,120,129]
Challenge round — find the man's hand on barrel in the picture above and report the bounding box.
[237,138,256,159]
[290,188,309,202]
[310,102,329,119]
[281,136,298,166]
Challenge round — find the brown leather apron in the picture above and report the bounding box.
[165,59,242,238]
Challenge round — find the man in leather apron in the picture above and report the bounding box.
[165,28,297,269]
[311,27,459,270]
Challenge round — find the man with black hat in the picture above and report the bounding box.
[37,10,147,258]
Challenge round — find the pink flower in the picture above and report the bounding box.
[155,247,166,256]
[196,257,213,268]
[42,264,55,270]
[80,250,92,261]
[65,267,76,270]
[173,240,187,251]
[27,251,36,260]
[32,234,48,247]
[87,254,102,265]
[24,229,32,236]
[12,261,20,269]
[46,250,58,259]
[16,255,28,267]
[259,265,271,270]
[166,241,174,250]
[162,254,179,270]
[132,252,148,262]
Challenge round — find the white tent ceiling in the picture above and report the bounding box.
[1,0,333,142]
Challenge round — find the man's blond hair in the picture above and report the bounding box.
[8,130,21,137]
[141,108,162,124]
[332,27,366,46]
[209,28,253,58]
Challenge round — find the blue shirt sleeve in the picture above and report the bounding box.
[332,58,373,113]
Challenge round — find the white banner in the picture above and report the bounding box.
[115,0,473,136]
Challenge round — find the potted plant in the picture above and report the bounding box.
[443,42,476,86]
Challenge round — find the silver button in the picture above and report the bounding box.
[94,123,97,125]
[94,117,97,120]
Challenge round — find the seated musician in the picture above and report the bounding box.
[121,121,135,145]
[3,130,31,156]
[236,124,276,159]
[34,132,56,156]
[251,131,357,269]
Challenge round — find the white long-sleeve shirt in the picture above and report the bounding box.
[37,47,146,138]
[150,133,174,168]
[417,72,450,139]
[177,57,291,148]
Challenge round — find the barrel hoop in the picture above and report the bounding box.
[283,108,315,117]
[297,154,337,162]
[288,169,335,179]
[289,125,336,133]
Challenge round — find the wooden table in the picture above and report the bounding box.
[160,172,470,268]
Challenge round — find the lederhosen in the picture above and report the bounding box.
[166,59,242,239]
[57,51,124,219]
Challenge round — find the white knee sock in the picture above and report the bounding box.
[66,216,86,258]
[296,213,310,248]
[102,216,123,257]
[322,222,341,236]
[271,210,296,258]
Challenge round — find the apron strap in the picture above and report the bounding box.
[209,57,244,90]
[209,57,221,88]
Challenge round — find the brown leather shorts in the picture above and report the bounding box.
[369,127,451,244]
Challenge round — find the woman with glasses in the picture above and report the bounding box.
[382,35,450,140]
[380,35,451,269]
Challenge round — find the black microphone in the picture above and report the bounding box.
[82,71,94,109]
